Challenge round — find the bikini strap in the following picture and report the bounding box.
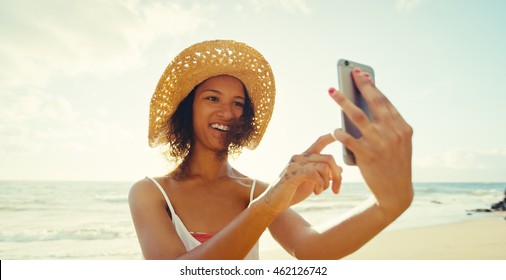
[249,179,257,205]
[146,177,176,215]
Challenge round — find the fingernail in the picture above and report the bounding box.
[364,72,370,78]
[328,87,336,95]
[353,68,361,73]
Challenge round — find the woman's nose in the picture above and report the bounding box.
[217,104,234,119]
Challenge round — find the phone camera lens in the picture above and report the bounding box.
[344,60,349,66]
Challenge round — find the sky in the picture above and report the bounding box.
[1,0,506,183]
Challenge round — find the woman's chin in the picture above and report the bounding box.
[208,140,230,155]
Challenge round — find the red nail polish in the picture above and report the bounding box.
[328,87,336,94]
[353,68,361,73]
[364,72,370,78]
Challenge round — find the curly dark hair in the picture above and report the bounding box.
[164,82,255,179]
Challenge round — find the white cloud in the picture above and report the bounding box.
[43,98,79,123]
[250,0,312,15]
[235,4,244,12]
[0,0,213,90]
[395,0,425,12]
[0,124,41,153]
[415,149,506,170]
[0,92,77,125]
[0,90,131,156]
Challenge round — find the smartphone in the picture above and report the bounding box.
[337,59,375,165]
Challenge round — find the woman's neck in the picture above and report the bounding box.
[178,147,233,181]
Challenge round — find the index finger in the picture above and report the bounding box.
[304,133,336,154]
[352,67,402,120]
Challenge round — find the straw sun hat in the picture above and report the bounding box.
[148,40,276,150]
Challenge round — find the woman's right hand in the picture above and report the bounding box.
[257,135,342,214]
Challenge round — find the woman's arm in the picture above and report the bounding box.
[269,197,409,259]
[129,179,187,259]
[269,67,413,259]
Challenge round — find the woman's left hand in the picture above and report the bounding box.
[328,68,414,221]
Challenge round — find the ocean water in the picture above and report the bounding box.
[0,181,504,259]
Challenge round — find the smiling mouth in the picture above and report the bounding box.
[210,123,230,131]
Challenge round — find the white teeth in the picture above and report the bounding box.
[211,123,230,131]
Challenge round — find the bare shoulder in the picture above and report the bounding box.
[252,179,270,199]
[128,177,166,207]
[129,178,155,199]
[254,180,269,190]
[231,167,269,198]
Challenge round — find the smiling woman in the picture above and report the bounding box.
[128,39,414,260]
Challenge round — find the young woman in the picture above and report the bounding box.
[129,40,413,259]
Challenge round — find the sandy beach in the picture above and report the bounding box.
[261,216,506,260]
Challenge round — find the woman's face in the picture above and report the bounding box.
[192,75,246,152]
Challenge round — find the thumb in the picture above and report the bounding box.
[304,133,337,154]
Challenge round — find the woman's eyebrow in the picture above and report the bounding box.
[203,88,245,100]
[202,88,222,94]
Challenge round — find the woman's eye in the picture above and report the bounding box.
[207,96,218,102]
[234,102,245,107]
